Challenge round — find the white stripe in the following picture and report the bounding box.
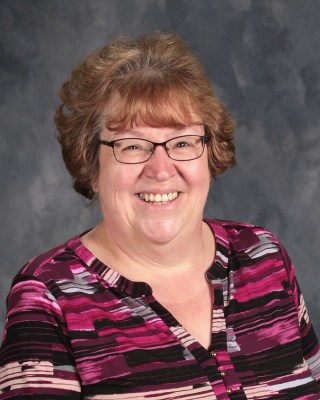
[250,247,279,259]
[269,376,314,391]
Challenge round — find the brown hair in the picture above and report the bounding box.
[55,32,236,199]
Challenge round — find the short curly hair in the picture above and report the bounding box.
[55,32,236,200]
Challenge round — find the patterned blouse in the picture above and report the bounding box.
[0,219,319,399]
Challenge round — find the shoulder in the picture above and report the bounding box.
[206,218,294,288]
[13,236,85,287]
[205,218,282,253]
[205,217,278,238]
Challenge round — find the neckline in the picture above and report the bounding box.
[66,218,230,297]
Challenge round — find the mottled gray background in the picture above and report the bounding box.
[0,0,319,338]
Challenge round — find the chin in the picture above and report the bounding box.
[138,220,182,244]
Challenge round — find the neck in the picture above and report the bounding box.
[82,219,215,282]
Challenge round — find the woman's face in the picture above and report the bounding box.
[95,123,211,244]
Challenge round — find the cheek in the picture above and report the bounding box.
[97,163,140,196]
[190,159,211,186]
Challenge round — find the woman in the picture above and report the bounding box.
[0,32,319,399]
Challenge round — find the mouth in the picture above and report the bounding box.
[138,191,179,204]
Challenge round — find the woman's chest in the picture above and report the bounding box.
[154,284,214,349]
[57,273,315,398]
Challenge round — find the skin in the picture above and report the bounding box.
[88,124,212,264]
[82,123,215,348]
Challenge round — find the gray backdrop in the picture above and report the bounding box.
[1,0,319,338]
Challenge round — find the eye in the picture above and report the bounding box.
[122,144,140,151]
[174,140,193,148]
[117,142,146,152]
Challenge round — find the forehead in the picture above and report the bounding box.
[102,88,202,134]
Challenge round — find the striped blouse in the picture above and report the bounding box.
[0,219,319,399]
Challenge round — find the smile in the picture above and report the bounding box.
[139,192,179,203]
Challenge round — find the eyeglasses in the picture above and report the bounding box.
[98,135,210,164]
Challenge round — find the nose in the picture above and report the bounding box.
[143,145,176,181]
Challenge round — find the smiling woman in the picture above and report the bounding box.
[55,33,235,200]
[0,32,319,400]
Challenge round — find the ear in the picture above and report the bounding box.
[91,172,99,194]
[92,182,98,194]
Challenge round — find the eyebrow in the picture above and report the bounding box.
[117,129,146,137]
[113,126,189,138]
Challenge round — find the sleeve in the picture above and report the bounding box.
[279,241,320,384]
[0,274,81,399]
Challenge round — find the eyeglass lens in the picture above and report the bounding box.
[113,135,206,164]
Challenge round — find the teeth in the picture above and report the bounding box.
[139,192,178,203]
[162,194,168,202]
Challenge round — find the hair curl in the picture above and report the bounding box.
[55,32,236,199]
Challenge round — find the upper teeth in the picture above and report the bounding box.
[139,192,178,203]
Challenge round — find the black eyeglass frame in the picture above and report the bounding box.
[98,134,210,164]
